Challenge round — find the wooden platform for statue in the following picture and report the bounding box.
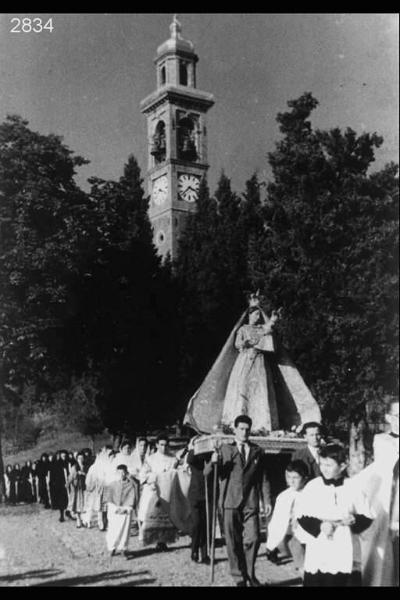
[193,433,306,455]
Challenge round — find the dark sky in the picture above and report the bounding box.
[0,13,398,194]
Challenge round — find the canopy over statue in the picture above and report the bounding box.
[184,292,321,435]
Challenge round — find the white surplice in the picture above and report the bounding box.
[105,478,137,552]
[138,452,178,545]
[352,432,399,586]
[297,477,372,575]
[266,487,310,551]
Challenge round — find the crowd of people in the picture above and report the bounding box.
[4,448,94,516]
[2,402,398,588]
[3,442,152,525]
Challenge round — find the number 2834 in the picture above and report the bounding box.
[10,18,54,33]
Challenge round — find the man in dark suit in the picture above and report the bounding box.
[292,421,323,480]
[209,415,272,587]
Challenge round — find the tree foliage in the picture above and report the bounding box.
[0,115,88,388]
[0,96,397,463]
[174,93,398,440]
[0,115,89,497]
[254,93,398,434]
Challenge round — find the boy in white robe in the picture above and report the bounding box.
[105,464,137,557]
[266,459,309,571]
[297,443,373,586]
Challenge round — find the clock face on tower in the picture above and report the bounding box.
[152,175,168,206]
[178,173,200,203]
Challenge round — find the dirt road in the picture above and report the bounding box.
[0,504,302,586]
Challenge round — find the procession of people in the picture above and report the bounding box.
[2,297,398,587]
[3,401,398,587]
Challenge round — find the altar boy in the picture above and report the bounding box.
[105,464,137,557]
[297,443,373,586]
[266,459,308,571]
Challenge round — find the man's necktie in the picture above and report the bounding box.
[240,443,246,464]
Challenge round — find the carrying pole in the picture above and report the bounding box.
[210,460,218,584]
[204,473,210,556]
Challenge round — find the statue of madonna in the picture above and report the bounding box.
[221,303,281,434]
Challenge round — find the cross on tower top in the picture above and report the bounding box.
[170,14,182,39]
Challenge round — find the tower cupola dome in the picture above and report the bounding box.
[156,15,196,59]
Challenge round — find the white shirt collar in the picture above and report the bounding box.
[236,440,250,460]
[308,445,320,462]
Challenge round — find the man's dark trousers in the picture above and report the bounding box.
[191,501,209,557]
[211,442,270,584]
[224,506,260,581]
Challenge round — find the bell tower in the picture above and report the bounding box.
[140,15,214,261]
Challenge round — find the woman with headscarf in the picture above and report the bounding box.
[36,453,51,508]
[13,464,22,503]
[50,449,70,522]
[20,460,34,503]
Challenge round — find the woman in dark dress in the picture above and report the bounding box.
[13,464,22,503]
[20,460,34,503]
[36,453,51,508]
[82,448,94,470]
[50,449,70,522]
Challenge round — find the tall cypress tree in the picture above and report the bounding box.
[64,155,172,434]
[175,178,224,406]
[119,154,154,246]
[213,172,244,325]
[237,172,266,292]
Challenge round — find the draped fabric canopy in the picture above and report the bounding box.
[184,310,321,434]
